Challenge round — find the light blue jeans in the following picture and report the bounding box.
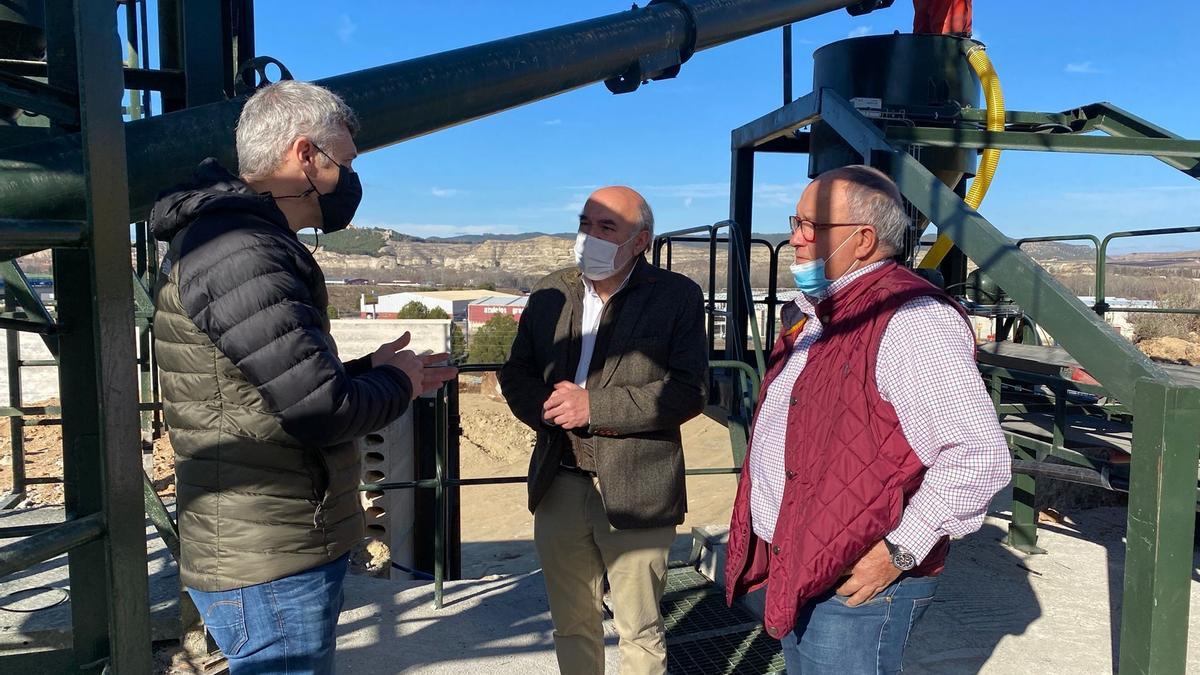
[780,575,940,674]
[187,553,350,674]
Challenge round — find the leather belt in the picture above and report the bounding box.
[558,463,597,478]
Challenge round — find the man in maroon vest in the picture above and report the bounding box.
[724,165,1011,673]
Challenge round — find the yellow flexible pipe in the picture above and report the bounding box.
[919,43,1004,269]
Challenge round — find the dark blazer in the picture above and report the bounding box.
[499,258,709,529]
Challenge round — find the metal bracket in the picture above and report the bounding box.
[234,56,294,96]
[605,0,697,94]
[846,0,895,17]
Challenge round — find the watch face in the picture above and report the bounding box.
[893,551,917,571]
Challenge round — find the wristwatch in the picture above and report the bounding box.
[884,538,917,571]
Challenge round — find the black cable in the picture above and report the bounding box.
[390,561,435,581]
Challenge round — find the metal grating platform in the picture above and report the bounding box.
[662,565,784,674]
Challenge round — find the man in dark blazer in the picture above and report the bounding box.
[500,186,708,674]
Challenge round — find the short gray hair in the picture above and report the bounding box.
[637,200,655,239]
[236,81,360,179]
[824,165,909,253]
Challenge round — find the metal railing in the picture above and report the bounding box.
[359,358,759,608]
[1017,226,1200,318]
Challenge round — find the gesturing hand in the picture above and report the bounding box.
[371,332,413,369]
[542,380,590,430]
[834,539,901,607]
[371,333,458,400]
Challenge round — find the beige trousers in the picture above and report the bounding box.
[534,471,677,675]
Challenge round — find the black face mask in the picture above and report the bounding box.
[275,142,362,233]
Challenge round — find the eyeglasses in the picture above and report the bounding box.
[788,216,873,242]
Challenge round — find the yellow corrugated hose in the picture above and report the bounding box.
[919,43,1004,269]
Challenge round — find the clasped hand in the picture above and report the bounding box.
[542,381,590,429]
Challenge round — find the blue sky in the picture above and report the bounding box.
[139,2,1200,252]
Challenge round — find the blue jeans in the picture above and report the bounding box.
[187,553,350,674]
[781,575,939,674]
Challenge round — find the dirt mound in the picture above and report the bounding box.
[458,393,535,475]
[1136,336,1200,365]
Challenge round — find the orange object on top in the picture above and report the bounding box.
[913,0,972,36]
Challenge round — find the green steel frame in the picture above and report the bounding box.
[0,0,227,668]
[0,0,153,671]
[726,87,1200,674]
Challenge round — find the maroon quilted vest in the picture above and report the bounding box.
[724,262,967,639]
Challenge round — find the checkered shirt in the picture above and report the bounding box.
[747,261,1012,563]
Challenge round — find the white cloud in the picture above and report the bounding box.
[336,14,356,43]
[543,119,562,126]
[846,26,872,38]
[359,222,523,238]
[684,197,694,208]
[1065,61,1103,75]
[430,187,461,198]
[643,183,728,199]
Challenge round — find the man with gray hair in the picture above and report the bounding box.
[151,80,455,672]
[500,186,708,674]
[724,165,1010,673]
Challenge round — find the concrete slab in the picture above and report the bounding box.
[335,571,623,674]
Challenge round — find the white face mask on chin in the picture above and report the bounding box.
[574,231,639,281]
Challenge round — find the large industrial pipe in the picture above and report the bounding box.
[0,0,877,222]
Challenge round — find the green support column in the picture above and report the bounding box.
[1005,444,1043,554]
[1119,378,1200,674]
[4,288,26,507]
[47,0,153,670]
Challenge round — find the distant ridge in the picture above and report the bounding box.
[424,232,573,243]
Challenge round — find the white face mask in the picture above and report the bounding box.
[574,231,639,281]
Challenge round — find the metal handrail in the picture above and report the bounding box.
[1016,229,1200,318]
[652,219,769,376]
[1096,226,1200,317]
[362,355,753,608]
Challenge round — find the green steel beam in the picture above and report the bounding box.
[0,261,57,348]
[816,88,1168,405]
[0,218,86,248]
[0,512,104,579]
[1119,379,1200,675]
[0,0,870,223]
[732,91,820,148]
[142,471,179,558]
[885,126,1200,158]
[958,108,1087,129]
[49,0,152,670]
[1084,102,1200,178]
[5,288,25,502]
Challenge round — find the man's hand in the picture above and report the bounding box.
[543,381,590,429]
[371,332,413,369]
[370,333,458,400]
[834,539,901,607]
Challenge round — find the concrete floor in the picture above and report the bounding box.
[330,505,1200,674]
[1,504,1198,673]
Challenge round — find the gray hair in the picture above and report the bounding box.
[824,165,909,253]
[637,200,655,239]
[236,81,360,179]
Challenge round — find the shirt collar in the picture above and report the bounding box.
[794,260,889,312]
[581,261,637,299]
